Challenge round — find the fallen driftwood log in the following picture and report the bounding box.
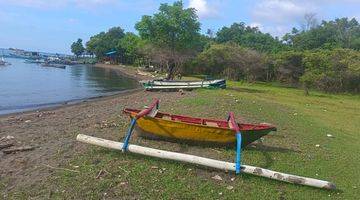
[42,164,79,173]
[0,143,14,150]
[77,134,336,190]
[3,146,35,154]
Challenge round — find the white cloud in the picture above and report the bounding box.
[249,22,263,31]
[251,0,360,37]
[264,25,289,37]
[188,0,218,19]
[251,0,317,36]
[354,15,360,21]
[253,0,312,24]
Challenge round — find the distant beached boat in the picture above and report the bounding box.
[140,79,226,90]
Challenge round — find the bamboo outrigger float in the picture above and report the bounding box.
[76,99,336,190]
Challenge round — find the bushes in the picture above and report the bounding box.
[273,48,360,93]
[272,51,305,85]
[189,43,268,81]
[189,45,360,93]
[301,49,360,93]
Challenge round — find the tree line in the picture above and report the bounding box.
[71,1,360,93]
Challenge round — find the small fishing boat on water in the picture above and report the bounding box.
[24,59,44,64]
[0,57,11,66]
[41,62,66,69]
[140,79,226,90]
[123,102,276,146]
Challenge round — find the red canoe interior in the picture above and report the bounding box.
[123,108,276,132]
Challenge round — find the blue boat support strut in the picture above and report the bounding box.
[235,132,242,174]
[122,118,137,152]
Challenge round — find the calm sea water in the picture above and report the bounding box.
[0,58,138,115]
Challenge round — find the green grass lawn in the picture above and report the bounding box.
[7,82,360,199]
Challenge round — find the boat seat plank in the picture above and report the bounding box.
[206,121,219,127]
[162,116,172,120]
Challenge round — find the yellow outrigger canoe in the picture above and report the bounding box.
[78,102,335,190]
[123,107,276,147]
[77,99,337,190]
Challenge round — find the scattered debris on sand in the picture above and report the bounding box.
[0,136,35,154]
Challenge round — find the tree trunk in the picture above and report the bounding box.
[167,60,175,80]
[304,86,309,96]
[303,83,309,96]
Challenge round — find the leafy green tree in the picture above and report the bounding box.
[135,1,201,79]
[284,18,360,50]
[117,33,143,64]
[216,22,286,53]
[71,38,85,57]
[86,27,125,60]
[216,22,249,43]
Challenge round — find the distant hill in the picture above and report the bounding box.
[0,47,71,58]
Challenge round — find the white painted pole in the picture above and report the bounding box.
[76,134,336,190]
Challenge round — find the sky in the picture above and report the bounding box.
[0,0,359,54]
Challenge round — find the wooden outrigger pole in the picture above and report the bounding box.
[77,134,336,190]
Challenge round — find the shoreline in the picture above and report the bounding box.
[0,63,190,191]
[0,63,146,118]
[0,88,143,118]
[93,63,151,81]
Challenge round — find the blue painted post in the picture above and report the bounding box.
[122,118,137,152]
[227,113,242,174]
[121,99,159,152]
[235,132,242,174]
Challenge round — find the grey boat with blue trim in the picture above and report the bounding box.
[140,79,226,90]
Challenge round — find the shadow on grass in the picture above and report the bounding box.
[226,87,265,94]
[246,144,300,154]
[245,143,301,168]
